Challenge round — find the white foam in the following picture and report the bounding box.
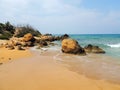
[107,43,120,48]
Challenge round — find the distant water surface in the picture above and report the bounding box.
[54,34,120,58]
[67,34,120,58]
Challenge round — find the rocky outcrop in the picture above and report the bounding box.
[61,38,86,55]
[38,34,69,42]
[84,44,105,53]
[61,34,69,40]
[23,33,35,42]
[40,35,55,42]
[54,36,61,40]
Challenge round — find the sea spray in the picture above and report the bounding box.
[107,43,120,48]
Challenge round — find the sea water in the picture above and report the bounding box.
[34,34,120,83]
[69,34,120,58]
[53,34,120,84]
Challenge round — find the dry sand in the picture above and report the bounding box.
[0,47,32,63]
[0,50,120,90]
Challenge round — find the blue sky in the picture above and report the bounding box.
[0,0,120,34]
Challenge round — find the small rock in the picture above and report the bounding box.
[84,44,105,54]
[8,58,11,60]
[26,41,34,47]
[36,46,41,49]
[61,34,69,40]
[8,45,15,50]
[0,63,3,65]
[17,45,25,50]
[39,40,48,47]
[48,42,56,46]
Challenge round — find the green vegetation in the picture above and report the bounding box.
[0,21,41,39]
[14,25,41,37]
[0,21,15,39]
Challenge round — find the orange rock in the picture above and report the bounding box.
[84,44,105,53]
[61,38,85,55]
[23,33,34,42]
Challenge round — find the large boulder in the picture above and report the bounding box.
[84,44,105,53]
[23,33,35,42]
[61,39,86,55]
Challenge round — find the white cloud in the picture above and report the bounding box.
[0,0,120,34]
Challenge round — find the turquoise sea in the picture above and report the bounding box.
[69,34,120,58]
[53,34,120,83]
[33,34,120,83]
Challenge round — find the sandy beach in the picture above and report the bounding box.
[0,0,120,89]
[0,46,32,64]
[0,49,120,90]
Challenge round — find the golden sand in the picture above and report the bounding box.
[0,50,120,90]
[0,47,32,63]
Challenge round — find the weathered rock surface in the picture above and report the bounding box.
[61,34,69,40]
[23,33,35,42]
[84,44,105,53]
[40,35,55,42]
[61,38,85,55]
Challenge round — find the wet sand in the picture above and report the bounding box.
[0,50,120,90]
[55,52,120,84]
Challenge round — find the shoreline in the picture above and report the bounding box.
[0,49,120,90]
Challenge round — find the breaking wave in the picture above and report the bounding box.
[107,43,120,48]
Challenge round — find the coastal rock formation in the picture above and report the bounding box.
[61,38,86,55]
[23,33,35,42]
[22,33,36,46]
[54,36,61,40]
[40,35,55,42]
[61,34,69,40]
[84,44,105,53]
[37,34,69,42]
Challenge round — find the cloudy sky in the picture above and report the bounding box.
[0,0,120,34]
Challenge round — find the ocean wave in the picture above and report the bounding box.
[107,43,120,48]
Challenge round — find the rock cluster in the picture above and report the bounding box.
[61,39,105,55]
[1,32,106,55]
[1,33,68,51]
[1,33,36,50]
